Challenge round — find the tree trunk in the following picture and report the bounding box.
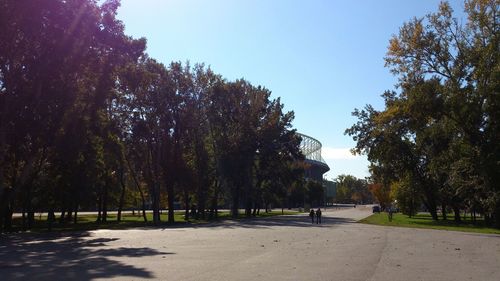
[195,141,208,220]
[27,210,34,229]
[22,207,27,231]
[96,193,102,222]
[73,197,79,224]
[59,209,66,224]
[244,164,253,218]
[422,194,438,220]
[0,187,14,232]
[429,207,439,221]
[22,185,34,230]
[453,205,461,223]
[117,168,126,222]
[485,213,491,226]
[66,209,73,223]
[417,174,438,220]
[125,155,147,222]
[494,203,500,229]
[73,209,78,224]
[152,183,160,225]
[167,182,175,223]
[47,209,55,231]
[102,179,108,223]
[184,193,190,221]
[4,206,13,232]
[231,183,239,218]
[245,203,252,217]
[210,181,219,220]
[140,194,147,222]
[0,190,5,232]
[441,202,447,220]
[197,198,205,220]
[244,183,252,217]
[0,138,5,232]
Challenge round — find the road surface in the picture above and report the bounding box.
[1,206,499,280]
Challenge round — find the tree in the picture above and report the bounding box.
[334,174,372,204]
[0,0,305,232]
[369,183,392,211]
[390,174,420,217]
[0,0,145,231]
[347,0,500,226]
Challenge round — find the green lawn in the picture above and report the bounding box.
[10,210,299,233]
[360,212,500,235]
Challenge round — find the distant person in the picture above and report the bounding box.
[388,205,394,222]
[316,208,322,224]
[309,209,315,224]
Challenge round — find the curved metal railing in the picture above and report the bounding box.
[297,133,328,165]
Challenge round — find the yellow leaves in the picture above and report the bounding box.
[374,103,402,124]
[388,37,402,56]
[411,21,424,47]
[465,0,499,31]
[385,18,426,75]
[437,1,453,19]
[368,182,392,207]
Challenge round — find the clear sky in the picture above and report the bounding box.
[116,0,466,180]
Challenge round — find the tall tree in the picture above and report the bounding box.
[347,0,499,225]
[0,0,145,231]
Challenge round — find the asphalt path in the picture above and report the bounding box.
[1,206,499,281]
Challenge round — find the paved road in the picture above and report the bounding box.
[1,206,499,280]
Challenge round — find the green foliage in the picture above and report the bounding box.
[390,175,420,217]
[346,0,500,227]
[334,174,373,204]
[0,0,305,232]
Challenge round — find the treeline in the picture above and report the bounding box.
[333,175,373,204]
[0,0,307,232]
[346,1,500,227]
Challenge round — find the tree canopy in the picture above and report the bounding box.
[0,0,306,232]
[346,0,500,227]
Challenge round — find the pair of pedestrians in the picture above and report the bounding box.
[309,208,322,224]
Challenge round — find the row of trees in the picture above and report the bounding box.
[334,175,373,204]
[0,0,307,232]
[346,1,499,227]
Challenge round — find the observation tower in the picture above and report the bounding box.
[297,133,330,182]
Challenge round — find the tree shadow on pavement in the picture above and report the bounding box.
[182,215,358,230]
[0,231,174,281]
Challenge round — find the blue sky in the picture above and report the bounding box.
[116,0,466,180]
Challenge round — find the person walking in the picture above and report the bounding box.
[316,208,322,224]
[309,209,315,224]
[388,205,394,222]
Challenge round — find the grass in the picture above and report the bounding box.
[360,212,500,235]
[9,209,299,233]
